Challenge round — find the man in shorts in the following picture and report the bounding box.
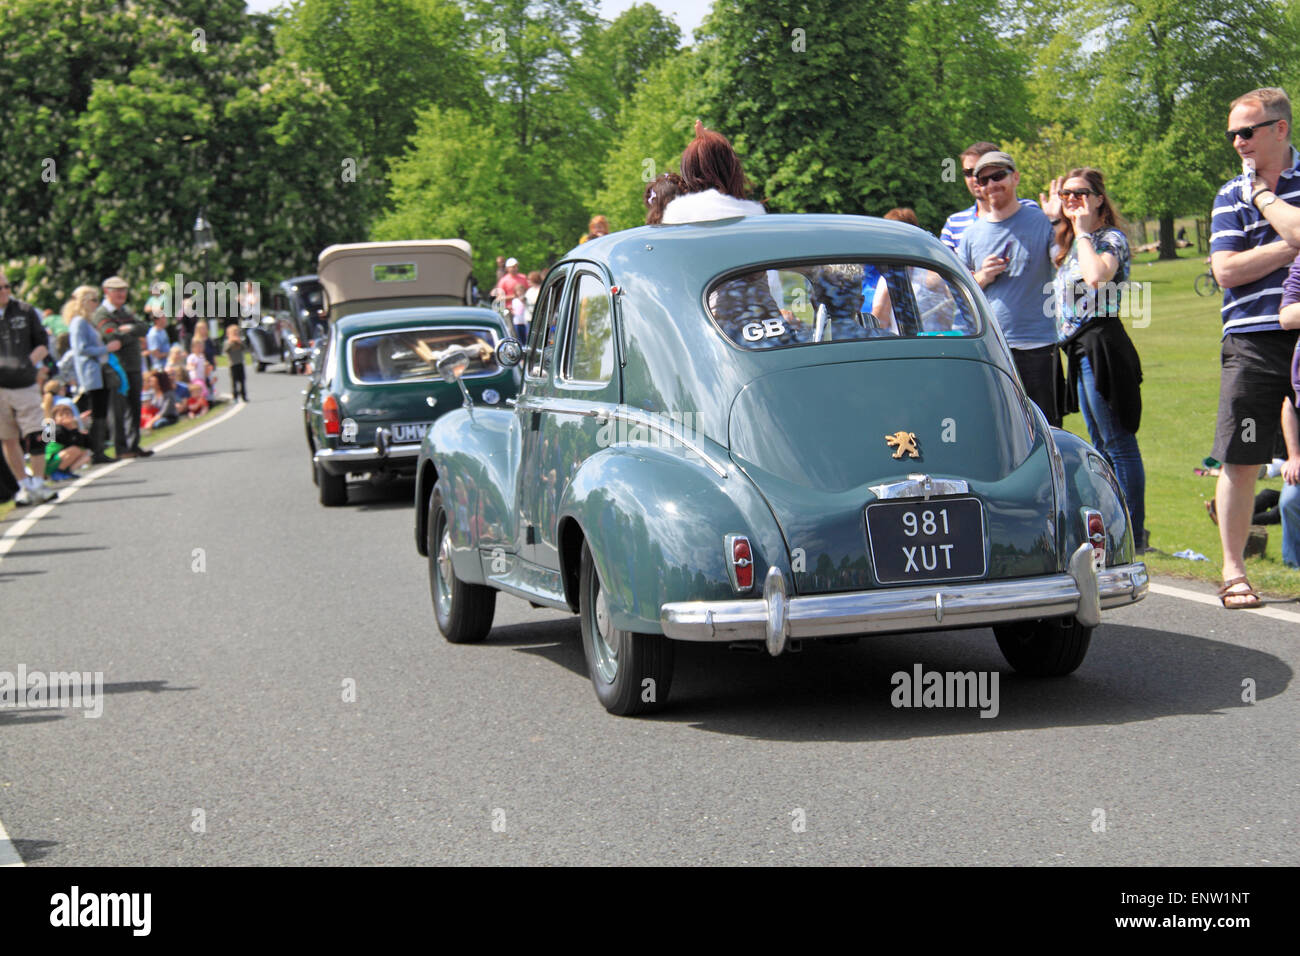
[0,269,57,505]
[1209,87,1300,607]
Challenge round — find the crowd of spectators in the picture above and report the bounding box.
[0,273,246,506]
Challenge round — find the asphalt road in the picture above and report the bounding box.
[0,369,1296,866]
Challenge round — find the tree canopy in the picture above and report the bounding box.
[7,0,1300,307]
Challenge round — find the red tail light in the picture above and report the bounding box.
[1084,510,1105,570]
[726,534,754,591]
[323,394,341,437]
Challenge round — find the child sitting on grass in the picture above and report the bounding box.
[140,369,180,431]
[43,400,92,480]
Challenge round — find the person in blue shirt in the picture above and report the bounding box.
[957,151,1061,426]
[145,312,170,371]
[941,141,1040,253]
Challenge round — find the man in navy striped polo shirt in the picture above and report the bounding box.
[940,141,1039,253]
[1209,87,1300,608]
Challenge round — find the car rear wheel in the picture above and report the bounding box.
[579,542,673,715]
[255,362,266,373]
[317,461,347,506]
[994,616,1092,676]
[429,492,495,643]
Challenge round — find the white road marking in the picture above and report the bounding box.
[0,402,245,566]
[1148,581,1300,624]
[0,816,23,867]
[0,402,246,863]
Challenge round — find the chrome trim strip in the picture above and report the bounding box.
[516,399,730,478]
[868,473,970,500]
[314,442,421,463]
[660,562,1148,645]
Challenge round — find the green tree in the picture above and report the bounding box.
[373,106,552,288]
[696,0,951,229]
[1036,0,1297,257]
[276,0,482,208]
[0,0,368,302]
[590,49,707,230]
[573,3,682,131]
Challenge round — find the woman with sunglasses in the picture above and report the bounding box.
[1050,167,1147,552]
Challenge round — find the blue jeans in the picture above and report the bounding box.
[1077,355,1146,540]
[1281,482,1300,567]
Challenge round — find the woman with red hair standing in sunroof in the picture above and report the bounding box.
[661,121,766,224]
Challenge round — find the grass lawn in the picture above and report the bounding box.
[1065,247,1299,598]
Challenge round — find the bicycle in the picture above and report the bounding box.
[1194,270,1220,296]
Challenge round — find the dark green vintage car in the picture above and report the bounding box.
[413,214,1148,715]
[304,308,516,506]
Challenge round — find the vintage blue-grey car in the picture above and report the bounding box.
[413,215,1148,715]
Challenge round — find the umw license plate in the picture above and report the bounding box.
[390,421,433,443]
[865,497,986,585]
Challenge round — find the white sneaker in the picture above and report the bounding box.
[14,482,57,505]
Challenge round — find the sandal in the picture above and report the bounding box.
[1205,499,1218,526]
[1218,576,1262,610]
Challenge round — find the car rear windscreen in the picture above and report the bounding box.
[348,328,499,384]
[706,262,980,349]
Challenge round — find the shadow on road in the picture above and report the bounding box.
[0,681,196,727]
[349,478,415,510]
[57,493,172,505]
[9,839,58,863]
[8,530,88,540]
[146,448,250,461]
[0,711,64,726]
[624,623,1294,740]
[493,619,586,678]
[476,620,1292,740]
[0,569,48,581]
[1,546,109,558]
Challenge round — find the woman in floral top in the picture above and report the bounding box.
[1049,166,1148,551]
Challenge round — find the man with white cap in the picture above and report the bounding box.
[956,150,1061,426]
[94,276,153,458]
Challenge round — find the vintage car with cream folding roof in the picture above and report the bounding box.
[412,215,1148,715]
[303,240,515,506]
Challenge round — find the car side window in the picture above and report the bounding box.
[561,272,615,385]
[526,271,567,379]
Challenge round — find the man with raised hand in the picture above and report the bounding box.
[957,150,1061,426]
[1209,87,1300,608]
[940,141,1040,254]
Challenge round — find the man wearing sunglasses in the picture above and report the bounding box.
[940,141,1040,253]
[957,150,1061,426]
[1208,87,1300,608]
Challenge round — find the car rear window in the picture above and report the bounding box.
[348,327,499,384]
[706,262,980,349]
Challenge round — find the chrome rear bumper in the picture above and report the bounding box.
[660,544,1147,656]
[313,442,421,475]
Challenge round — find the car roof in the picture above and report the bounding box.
[574,214,965,279]
[318,240,473,308]
[335,306,506,336]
